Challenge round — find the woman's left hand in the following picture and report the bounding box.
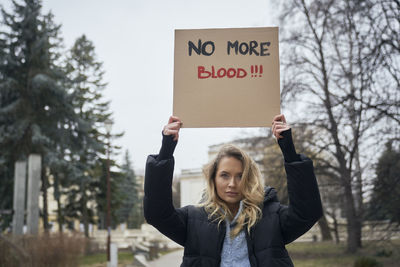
[272,114,291,139]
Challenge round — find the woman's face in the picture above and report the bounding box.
[215,156,243,214]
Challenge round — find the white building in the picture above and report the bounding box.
[180,168,205,207]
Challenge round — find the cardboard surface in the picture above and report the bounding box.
[173,27,280,128]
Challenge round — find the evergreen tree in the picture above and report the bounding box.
[0,18,15,229]
[0,0,76,230]
[116,150,143,229]
[368,142,400,224]
[63,35,123,236]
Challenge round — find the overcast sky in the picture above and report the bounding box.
[3,0,282,173]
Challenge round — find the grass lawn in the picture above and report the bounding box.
[287,240,400,267]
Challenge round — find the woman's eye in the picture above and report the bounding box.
[220,173,229,178]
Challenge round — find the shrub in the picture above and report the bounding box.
[0,233,86,267]
[354,256,382,267]
[375,248,392,257]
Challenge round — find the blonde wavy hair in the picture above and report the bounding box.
[199,144,265,238]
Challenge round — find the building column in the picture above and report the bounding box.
[12,161,26,235]
[26,154,41,235]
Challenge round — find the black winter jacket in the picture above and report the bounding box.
[144,135,323,267]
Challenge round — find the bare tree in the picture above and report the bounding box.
[278,0,399,252]
[239,126,335,241]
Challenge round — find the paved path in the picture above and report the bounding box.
[147,249,184,267]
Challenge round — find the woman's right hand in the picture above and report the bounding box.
[272,114,290,139]
[163,116,183,141]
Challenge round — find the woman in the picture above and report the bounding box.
[144,114,322,267]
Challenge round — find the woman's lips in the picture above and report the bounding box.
[226,192,239,197]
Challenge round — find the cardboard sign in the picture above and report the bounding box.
[173,27,280,128]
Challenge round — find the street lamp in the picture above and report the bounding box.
[104,119,113,267]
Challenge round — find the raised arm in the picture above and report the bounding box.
[271,114,323,244]
[143,116,188,246]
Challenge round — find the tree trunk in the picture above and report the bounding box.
[331,212,340,244]
[54,174,63,233]
[56,197,63,233]
[317,214,333,241]
[41,168,50,233]
[347,217,362,252]
[82,183,89,237]
[343,178,361,252]
[354,149,363,248]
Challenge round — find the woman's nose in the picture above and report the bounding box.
[228,177,236,187]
